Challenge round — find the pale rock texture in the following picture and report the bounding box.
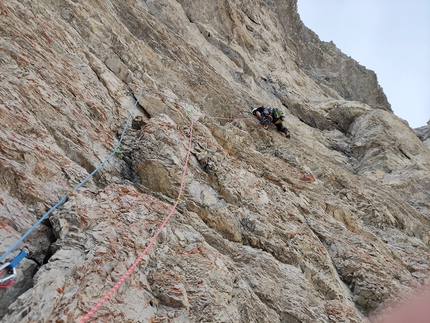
[1,0,430,322]
[415,119,430,149]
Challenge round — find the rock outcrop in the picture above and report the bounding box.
[1,0,429,322]
[415,120,430,149]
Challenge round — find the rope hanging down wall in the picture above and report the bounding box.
[79,93,257,321]
[79,115,195,323]
[0,91,143,266]
[0,85,257,319]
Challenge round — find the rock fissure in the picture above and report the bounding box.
[1,0,430,322]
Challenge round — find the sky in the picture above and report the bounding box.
[298,0,430,128]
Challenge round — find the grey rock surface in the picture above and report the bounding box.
[1,0,429,322]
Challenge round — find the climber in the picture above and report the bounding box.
[252,106,290,138]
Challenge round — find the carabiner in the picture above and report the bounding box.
[0,262,17,285]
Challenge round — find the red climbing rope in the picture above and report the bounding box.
[79,109,259,321]
[0,279,15,289]
[79,117,195,323]
[0,269,15,289]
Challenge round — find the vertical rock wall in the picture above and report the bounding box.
[1,0,429,322]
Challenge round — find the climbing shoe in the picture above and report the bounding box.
[261,117,270,129]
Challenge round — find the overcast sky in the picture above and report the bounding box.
[298,0,430,128]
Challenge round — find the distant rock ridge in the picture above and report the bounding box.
[1,0,429,322]
[414,119,430,148]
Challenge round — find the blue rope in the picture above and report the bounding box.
[0,91,143,264]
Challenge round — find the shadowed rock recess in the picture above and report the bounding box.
[1,0,429,322]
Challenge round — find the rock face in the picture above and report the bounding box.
[1,0,429,322]
[415,120,430,149]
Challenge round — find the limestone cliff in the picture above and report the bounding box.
[1,0,430,322]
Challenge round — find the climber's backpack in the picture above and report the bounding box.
[272,108,283,120]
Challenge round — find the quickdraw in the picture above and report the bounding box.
[0,262,17,288]
[0,248,29,288]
